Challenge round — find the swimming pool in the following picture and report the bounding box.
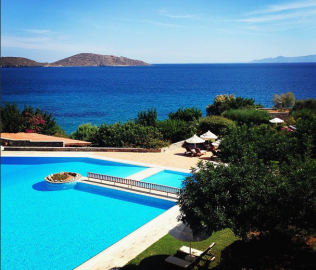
[142,170,190,188]
[1,156,176,270]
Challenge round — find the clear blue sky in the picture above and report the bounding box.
[1,0,316,63]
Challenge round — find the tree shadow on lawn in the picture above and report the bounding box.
[122,255,169,270]
[123,253,216,270]
[215,236,316,270]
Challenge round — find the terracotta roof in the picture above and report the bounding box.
[1,133,91,146]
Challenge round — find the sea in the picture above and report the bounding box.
[1,63,316,135]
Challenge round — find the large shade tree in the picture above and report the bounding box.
[178,118,316,240]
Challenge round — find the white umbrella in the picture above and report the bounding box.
[186,134,205,148]
[200,130,218,141]
[269,118,284,125]
[169,222,209,261]
[212,139,222,147]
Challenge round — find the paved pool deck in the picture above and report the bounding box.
[1,149,215,269]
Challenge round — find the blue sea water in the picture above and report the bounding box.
[1,156,175,270]
[1,63,316,134]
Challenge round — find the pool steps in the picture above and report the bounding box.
[127,167,164,181]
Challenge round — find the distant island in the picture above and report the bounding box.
[252,54,316,63]
[0,53,151,67]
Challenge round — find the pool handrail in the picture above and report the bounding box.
[87,172,181,196]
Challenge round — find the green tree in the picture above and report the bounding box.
[199,116,235,136]
[272,92,295,108]
[290,98,316,122]
[219,124,297,164]
[157,119,191,143]
[206,94,235,116]
[178,154,316,240]
[168,107,202,122]
[1,103,25,132]
[179,117,316,241]
[54,125,70,138]
[293,115,316,158]
[291,98,316,112]
[135,108,157,127]
[206,94,260,116]
[70,123,98,142]
[1,103,61,135]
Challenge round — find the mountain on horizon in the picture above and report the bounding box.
[252,54,316,63]
[0,53,150,67]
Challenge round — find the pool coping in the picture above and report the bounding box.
[0,151,191,174]
[1,151,186,269]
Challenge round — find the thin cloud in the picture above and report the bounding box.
[249,0,316,15]
[143,20,181,28]
[160,13,197,19]
[240,10,316,23]
[1,35,109,53]
[239,0,316,28]
[157,9,198,19]
[24,29,51,34]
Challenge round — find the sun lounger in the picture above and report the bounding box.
[184,146,196,156]
[179,246,204,257]
[165,256,197,268]
[166,242,216,268]
[194,148,206,156]
[202,143,212,151]
[178,242,215,257]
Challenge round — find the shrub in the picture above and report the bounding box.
[219,124,295,164]
[95,121,169,149]
[290,98,316,120]
[290,108,316,121]
[22,105,59,135]
[134,108,157,127]
[1,102,61,135]
[70,123,98,142]
[157,119,191,143]
[206,94,260,116]
[168,107,202,122]
[0,103,25,133]
[291,98,316,112]
[222,109,270,125]
[199,116,235,136]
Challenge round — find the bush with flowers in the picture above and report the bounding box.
[1,103,62,135]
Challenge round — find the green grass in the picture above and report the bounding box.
[121,228,239,270]
[121,229,316,270]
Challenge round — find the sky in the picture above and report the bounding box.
[1,0,316,63]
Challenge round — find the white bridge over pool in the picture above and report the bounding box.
[87,172,181,197]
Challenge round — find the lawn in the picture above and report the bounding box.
[121,228,239,270]
[122,229,316,270]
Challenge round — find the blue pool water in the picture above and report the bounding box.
[1,157,176,270]
[1,156,148,181]
[143,170,190,188]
